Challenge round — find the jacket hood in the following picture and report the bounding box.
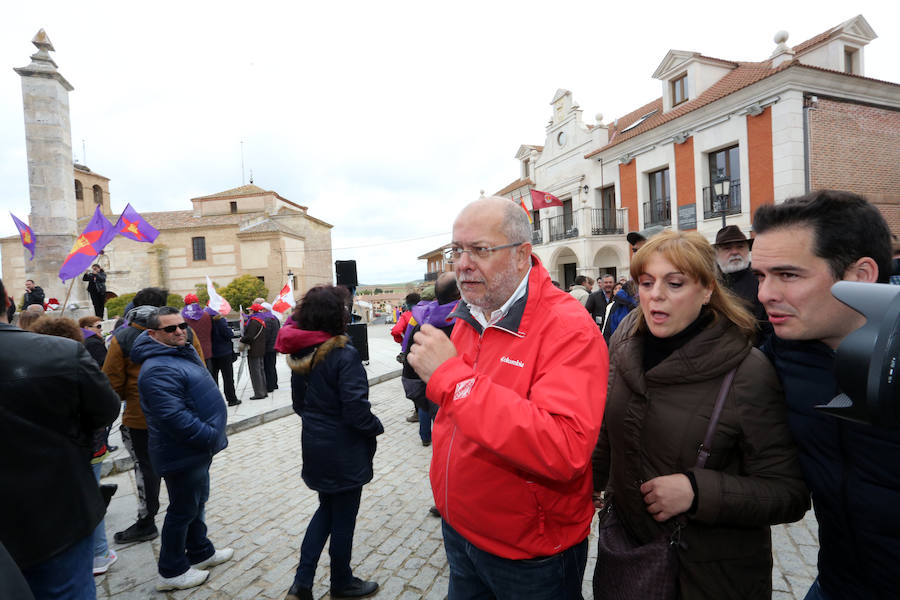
[612,309,750,390]
[274,319,332,354]
[287,334,349,375]
[131,329,198,364]
[125,305,159,327]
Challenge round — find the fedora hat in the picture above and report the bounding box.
[626,225,665,246]
[714,225,752,249]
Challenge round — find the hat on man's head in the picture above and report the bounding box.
[249,303,264,312]
[714,225,752,249]
[626,225,665,246]
[184,293,199,305]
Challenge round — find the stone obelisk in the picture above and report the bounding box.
[14,30,87,306]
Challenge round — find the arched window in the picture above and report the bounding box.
[74,179,83,200]
[93,185,102,205]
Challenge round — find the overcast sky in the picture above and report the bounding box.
[1,1,897,285]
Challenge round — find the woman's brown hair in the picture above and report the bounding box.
[629,230,756,339]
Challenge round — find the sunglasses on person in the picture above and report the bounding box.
[156,322,189,333]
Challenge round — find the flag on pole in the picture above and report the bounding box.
[10,213,36,260]
[530,189,564,209]
[114,203,159,243]
[58,206,117,282]
[272,279,296,314]
[206,275,231,315]
[518,195,533,224]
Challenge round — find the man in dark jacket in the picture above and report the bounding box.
[239,304,268,399]
[132,306,231,592]
[0,278,120,599]
[713,225,771,342]
[22,279,44,309]
[754,190,900,600]
[259,303,282,393]
[82,264,108,318]
[209,312,240,406]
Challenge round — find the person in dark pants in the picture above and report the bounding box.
[82,264,108,318]
[259,304,281,393]
[239,304,268,399]
[0,279,120,600]
[209,311,240,406]
[132,307,231,592]
[276,285,383,600]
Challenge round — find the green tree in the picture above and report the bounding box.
[105,291,184,317]
[373,288,383,295]
[219,275,268,312]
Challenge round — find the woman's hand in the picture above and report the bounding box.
[640,474,694,522]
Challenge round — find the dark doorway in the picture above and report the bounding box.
[563,263,577,290]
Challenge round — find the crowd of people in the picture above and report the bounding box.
[1,188,898,600]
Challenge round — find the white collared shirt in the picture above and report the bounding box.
[468,267,531,330]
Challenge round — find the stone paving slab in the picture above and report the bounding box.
[95,328,819,599]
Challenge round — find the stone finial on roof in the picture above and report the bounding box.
[14,29,74,90]
[770,30,795,67]
[29,29,58,68]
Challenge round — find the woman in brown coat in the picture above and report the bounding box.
[592,231,809,599]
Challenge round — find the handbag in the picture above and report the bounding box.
[593,368,737,600]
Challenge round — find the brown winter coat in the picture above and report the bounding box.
[592,310,809,600]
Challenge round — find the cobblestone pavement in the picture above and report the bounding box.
[95,378,819,599]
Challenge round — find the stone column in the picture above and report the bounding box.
[14,29,87,306]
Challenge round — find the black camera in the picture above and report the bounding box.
[816,282,900,428]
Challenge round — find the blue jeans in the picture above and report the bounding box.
[804,578,831,600]
[21,534,95,600]
[442,520,587,600]
[418,404,437,443]
[293,487,362,589]
[158,461,216,578]
[91,462,109,558]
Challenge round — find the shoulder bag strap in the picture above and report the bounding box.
[694,367,737,469]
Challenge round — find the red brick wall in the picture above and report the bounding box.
[674,137,696,209]
[747,106,774,216]
[809,98,900,200]
[619,161,638,232]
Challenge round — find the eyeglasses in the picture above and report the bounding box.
[90,323,102,329]
[443,242,523,263]
[156,322,188,333]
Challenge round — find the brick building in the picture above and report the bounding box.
[496,15,900,288]
[1,173,333,308]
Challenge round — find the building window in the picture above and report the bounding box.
[92,185,102,205]
[844,47,857,74]
[257,276,265,283]
[230,201,237,214]
[74,179,83,201]
[522,158,530,179]
[645,168,671,226]
[531,209,540,231]
[192,237,207,261]
[672,74,688,106]
[562,198,573,231]
[704,145,742,219]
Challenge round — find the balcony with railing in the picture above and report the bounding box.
[702,180,742,219]
[531,229,543,245]
[590,208,626,235]
[548,215,578,242]
[643,197,671,227]
[424,271,439,282]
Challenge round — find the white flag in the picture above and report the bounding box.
[206,275,231,315]
[272,280,296,314]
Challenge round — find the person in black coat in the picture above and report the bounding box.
[276,285,383,600]
[209,313,240,406]
[82,264,108,318]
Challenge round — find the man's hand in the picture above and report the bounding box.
[640,474,694,522]
[407,324,457,384]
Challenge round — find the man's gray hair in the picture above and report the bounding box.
[496,197,531,244]
[146,306,180,330]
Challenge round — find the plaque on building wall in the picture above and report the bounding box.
[677,204,697,231]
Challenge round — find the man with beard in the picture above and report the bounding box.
[713,225,770,340]
[407,196,607,599]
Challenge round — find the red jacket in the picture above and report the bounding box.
[426,256,608,559]
[391,310,412,344]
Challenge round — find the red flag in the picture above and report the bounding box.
[518,196,533,224]
[272,281,296,314]
[530,189,563,209]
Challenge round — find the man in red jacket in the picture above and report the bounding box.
[408,196,608,599]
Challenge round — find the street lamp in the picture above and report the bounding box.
[713,168,731,229]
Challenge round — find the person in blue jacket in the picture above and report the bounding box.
[276,285,384,600]
[753,190,900,600]
[132,306,232,592]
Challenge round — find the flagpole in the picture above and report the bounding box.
[58,276,78,318]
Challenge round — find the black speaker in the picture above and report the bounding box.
[346,322,369,362]
[335,260,358,287]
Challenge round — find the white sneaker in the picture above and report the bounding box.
[92,550,118,576]
[156,567,209,591]
[190,547,234,570]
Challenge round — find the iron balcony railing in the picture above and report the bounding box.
[548,215,578,242]
[424,272,439,282]
[702,180,742,219]
[643,196,671,226]
[590,208,625,235]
